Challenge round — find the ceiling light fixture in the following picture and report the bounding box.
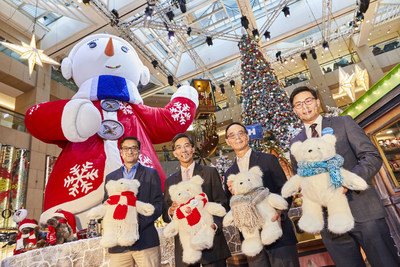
[151,59,158,69]
[252,29,259,40]
[241,16,249,29]
[282,6,290,17]
[206,36,213,46]
[144,6,153,20]
[166,11,174,23]
[168,75,174,86]
[322,40,329,51]
[187,27,192,36]
[168,30,175,41]
[264,30,270,41]
[301,52,308,61]
[82,0,90,5]
[230,80,235,88]
[220,84,225,94]
[310,48,317,59]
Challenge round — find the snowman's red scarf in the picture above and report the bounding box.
[106,191,137,220]
[47,218,67,245]
[175,193,207,226]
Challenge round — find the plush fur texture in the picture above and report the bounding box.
[223,167,288,257]
[46,217,74,245]
[88,178,154,248]
[282,134,368,234]
[163,176,226,264]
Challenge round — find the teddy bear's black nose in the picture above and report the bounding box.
[308,149,312,153]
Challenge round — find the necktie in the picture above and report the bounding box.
[182,168,190,181]
[310,123,319,137]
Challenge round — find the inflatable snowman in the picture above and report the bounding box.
[25,34,198,223]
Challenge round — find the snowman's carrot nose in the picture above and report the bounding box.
[105,38,114,56]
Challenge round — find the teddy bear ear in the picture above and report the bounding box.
[290,141,303,159]
[227,174,235,182]
[61,57,73,80]
[169,184,177,197]
[105,180,116,193]
[249,166,263,177]
[131,179,141,189]
[191,175,204,185]
[321,134,336,146]
[140,66,150,85]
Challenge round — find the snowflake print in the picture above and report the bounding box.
[169,102,191,125]
[139,154,154,168]
[64,162,99,197]
[119,102,133,115]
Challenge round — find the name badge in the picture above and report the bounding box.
[322,127,334,135]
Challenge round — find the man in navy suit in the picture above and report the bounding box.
[162,133,231,267]
[289,86,400,267]
[104,136,163,267]
[224,122,300,267]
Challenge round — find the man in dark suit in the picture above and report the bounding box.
[224,122,299,267]
[289,86,400,267]
[104,136,163,267]
[162,133,231,267]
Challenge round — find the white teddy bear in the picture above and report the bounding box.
[223,166,288,257]
[163,176,226,264]
[282,134,368,234]
[88,178,154,248]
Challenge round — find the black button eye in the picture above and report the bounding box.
[121,46,129,53]
[88,41,97,48]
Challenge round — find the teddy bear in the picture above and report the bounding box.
[88,178,155,248]
[163,176,226,264]
[24,34,198,226]
[45,216,74,245]
[282,134,368,234]
[223,166,288,257]
[12,209,44,254]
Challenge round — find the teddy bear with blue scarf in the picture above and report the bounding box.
[282,134,368,234]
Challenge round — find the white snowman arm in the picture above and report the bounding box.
[61,99,102,142]
[170,85,199,108]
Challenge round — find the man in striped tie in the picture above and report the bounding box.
[289,86,400,267]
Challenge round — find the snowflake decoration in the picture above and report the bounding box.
[325,105,343,117]
[169,102,191,125]
[64,162,99,197]
[119,102,133,115]
[139,154,154,168]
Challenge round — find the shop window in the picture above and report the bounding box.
[375,120,400,187]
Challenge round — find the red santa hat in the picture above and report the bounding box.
[18,218,38,231]
[53,209,77,236]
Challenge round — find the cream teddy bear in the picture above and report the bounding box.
[282,134,368,234]
[88,178,154,248]
[223,166,288,257]
[163,176,226,264]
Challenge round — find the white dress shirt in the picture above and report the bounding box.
[181,161,195,180]
[304,115,323,138]
[237,149,252,172]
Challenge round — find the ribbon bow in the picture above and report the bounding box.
[175,193,207,226]
[106,191,137,220]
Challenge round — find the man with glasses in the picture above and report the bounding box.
[162,133,231,267]
[103,136,163,267]
[289,86,400,267]
[224,122,299,267]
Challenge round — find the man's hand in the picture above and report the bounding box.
[227,180,234,195]
[168,202,179,216]
[342,186,348,194]
[271,210,282,230]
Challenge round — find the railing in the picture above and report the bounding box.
[0,44,28,66]
[51,69,79,92]
[281,70,310,88]
[320,52,360,73]
[0,107,26,132]
[371,36,400,56]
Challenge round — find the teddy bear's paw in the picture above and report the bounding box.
[182,249,202,264]
[100,236,118,248]
[328,214,354,234]
[140,204,155,216]
[281,183,299,198]
[118,236,137,247]
[163,225,178,238]
[87,206,105,220]
[298,215,323,234]
[223,213,234,227]
[191,234,213,250]
[342,177,368,191]
[261,224,282,245]
[209,204,226,217]
[242,238,263,257]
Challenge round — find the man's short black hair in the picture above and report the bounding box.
[120,136,141,150]
[289,86,318,106]
[225,122,247,137]
[172,133,195,150]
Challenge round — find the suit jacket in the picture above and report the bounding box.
[162,163,231,266]
[290,115,386,222]
[224,151,298,249]
[104,163,163,253]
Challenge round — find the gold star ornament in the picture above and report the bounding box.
[0,34,60,76]
[355,64,369,91]
[338,67,356,102]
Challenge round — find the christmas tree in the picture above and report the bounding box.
[239,34,302,157]
[211,151,233,188]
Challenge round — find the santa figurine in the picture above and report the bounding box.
[25,34,198,224]
[13,216,40,255]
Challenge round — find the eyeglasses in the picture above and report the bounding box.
[174,143,193,151]
[226,131,247,140]
[121,146,139,152]
[293,97,315,109]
